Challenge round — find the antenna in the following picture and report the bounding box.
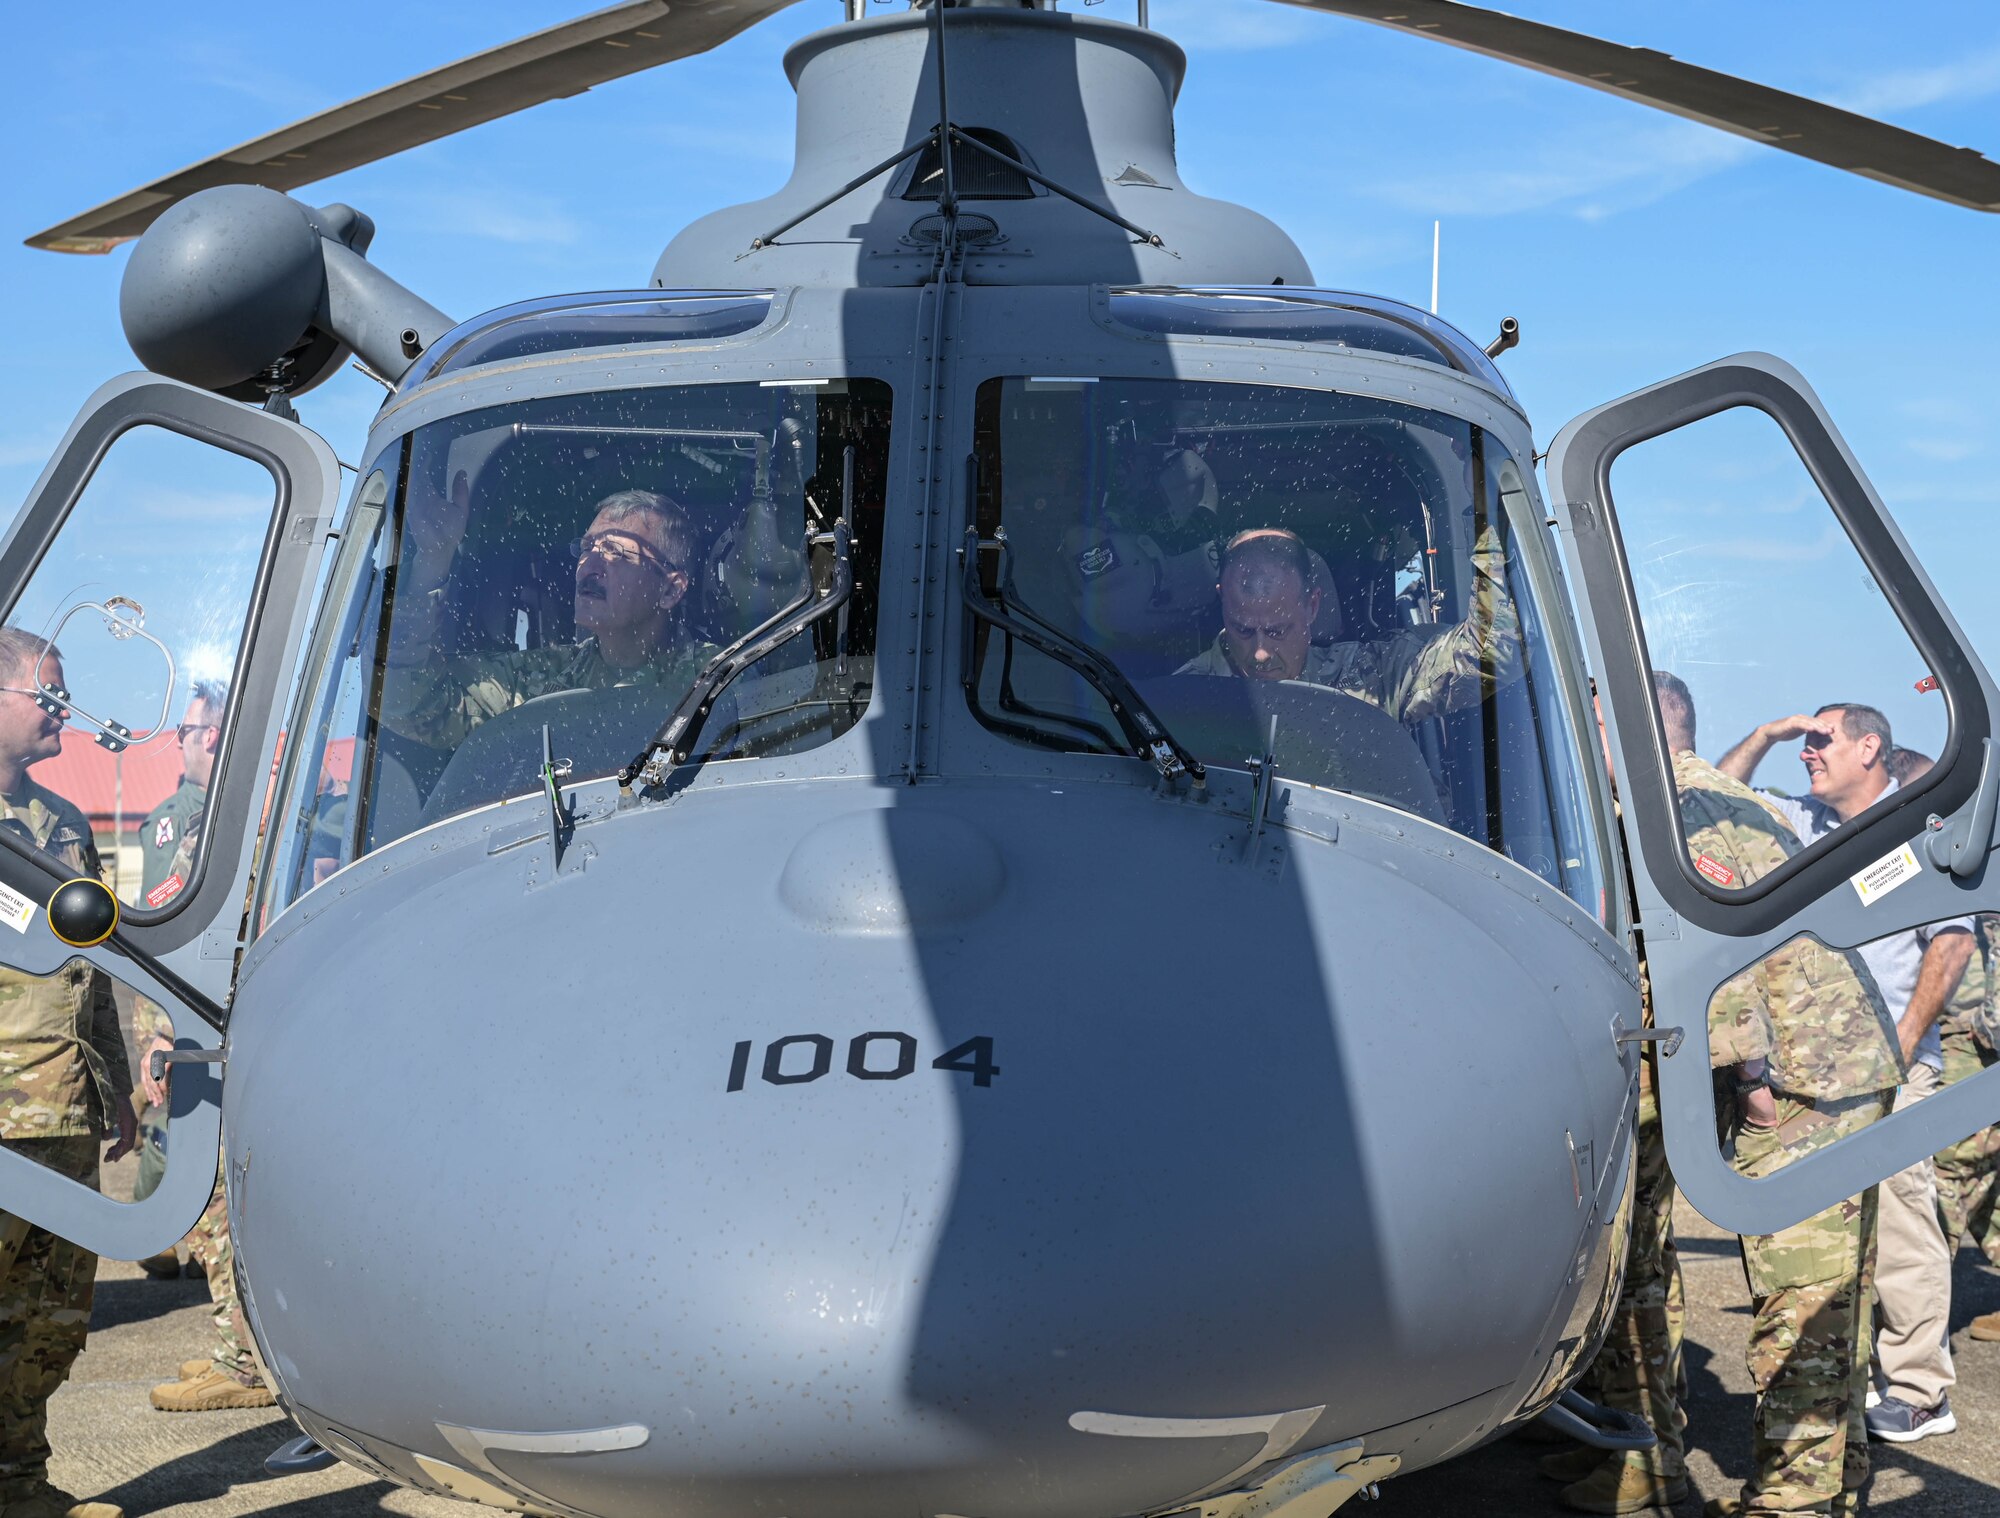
[1430,220,1440,314]
[931,0,958,224]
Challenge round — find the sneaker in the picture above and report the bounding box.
[149,1367,275,1412]
[1864,1385,1881,1410]
[1865,1393,1956,1443]
[1559,1455,1686,1514]
[0,1484,122,1518]
[1970,1310,2000,1342]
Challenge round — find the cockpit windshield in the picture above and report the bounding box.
[261,379,891,914]
[968,375,1606,915]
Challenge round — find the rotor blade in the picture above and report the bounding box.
[1277,0,2000,212]
[27,0,807,254]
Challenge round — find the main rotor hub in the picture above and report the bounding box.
[653,8,1312,289]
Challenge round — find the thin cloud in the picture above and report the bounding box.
[417,188,584,248]
[1904,436,1982,464]
[1150,0,1324,53]
[172,40,322,114]
[649,118,794,169]
[0,436,60,470]
[1365,42,2000,220]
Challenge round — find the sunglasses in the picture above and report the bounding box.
[176,721,219,744]
[570,532,685,579]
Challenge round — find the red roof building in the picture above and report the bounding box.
[32,729,185,833]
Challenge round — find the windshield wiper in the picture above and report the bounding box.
[960,526,1205,790]
[620,519,852,789]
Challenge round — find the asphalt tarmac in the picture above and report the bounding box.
[42,1194,2000,1516]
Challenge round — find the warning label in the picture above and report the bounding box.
[1852,842,1923,906]
[0,883,35,935]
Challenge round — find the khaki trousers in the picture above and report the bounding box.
[1872,1061,1956,1408]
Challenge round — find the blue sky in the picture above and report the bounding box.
[2,0,1996,785]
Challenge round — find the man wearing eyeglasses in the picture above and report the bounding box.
[0,626,135,1518]
[136,680,227,914]
[383,490,717,752]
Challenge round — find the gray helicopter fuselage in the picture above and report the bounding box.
[221,275,1644,1517]
[14,2,2000,1514]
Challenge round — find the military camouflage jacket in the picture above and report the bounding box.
[379,636,718,752]
[1176,525,1521,723]
[139,775,205,909]
[1939,913,2000,1052]
[1673,751,1904,1100]
[0,779,132,1139]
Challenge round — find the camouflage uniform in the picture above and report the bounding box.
[1679,752,1902,1517]
[128,780,203,1207]
[1176,523,1521,721]
[129,775,257,1384]
[128,996,173,1206]
[0,781,130,1496]
[380,636,718,752]
[1577,1044,1689,1483]
[184,1158,255,1384]
[1933,916,1999,1263]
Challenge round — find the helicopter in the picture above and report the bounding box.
[0,1,1998,1514]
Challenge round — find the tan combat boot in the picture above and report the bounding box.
[149,1366,275,1412]
[1538,1446,1604,1483]
[1703,1496,1855,1518]
[0,1483,122,1518]
[137,1249,181,1280]
[178,1359,209,1380]
[1560,1451,1687,1515]
[1970,1309,2000,1341]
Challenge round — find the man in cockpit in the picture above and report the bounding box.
[1175,525,1520,722]
[380,489,717,752]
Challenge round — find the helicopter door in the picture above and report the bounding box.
[1548,352,2000,1237]
[0,373,338,1258]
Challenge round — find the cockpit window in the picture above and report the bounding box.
[415,293,778,382]
[968,375,1604,915]
[262,380,890,912]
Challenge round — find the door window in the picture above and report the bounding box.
[1549,354,2000,1234]
[0,424,276,914]
[1608,405,1945,895]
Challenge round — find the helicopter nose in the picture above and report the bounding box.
[228,780,1627,1518]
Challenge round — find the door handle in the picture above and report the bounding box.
[148,1047,225,1084]
[1612,1023,1683,1058]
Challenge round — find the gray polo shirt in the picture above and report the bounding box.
[1763,777,1970,1072]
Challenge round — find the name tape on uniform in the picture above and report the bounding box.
[0,882,36,934]
[1851,842,1922,906]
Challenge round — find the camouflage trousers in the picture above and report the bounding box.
[132,1100,167,1204]
[0,1136,98,1495]
[1729,1089,1891,1516]
[1933,1032,2000,1266]
[1580,1078,1686,1477]
[186,1156,260,1388]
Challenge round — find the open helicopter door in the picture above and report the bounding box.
[0,373,338,1258]
[1549,353,2000,1237]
